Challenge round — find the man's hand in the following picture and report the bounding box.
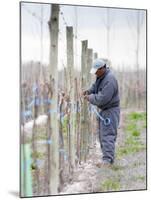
[81,90,90,101]
[83,95,89,101]
[82,90,88,96]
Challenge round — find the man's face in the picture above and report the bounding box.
[95,66,106,77]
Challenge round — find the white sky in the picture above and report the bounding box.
[21,2,146,71]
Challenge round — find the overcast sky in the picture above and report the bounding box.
[21,2,146,71]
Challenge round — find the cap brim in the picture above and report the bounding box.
[90,68,98,74]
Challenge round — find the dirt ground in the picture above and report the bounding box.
[60,109,147,194]
[22,109,146,196]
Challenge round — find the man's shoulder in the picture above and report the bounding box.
[106,69,116,81]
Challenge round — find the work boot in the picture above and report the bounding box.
[95,160,112,168]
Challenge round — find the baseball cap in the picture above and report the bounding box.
[90,59,106,74]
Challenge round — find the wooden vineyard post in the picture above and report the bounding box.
[87,49,93,148]
[94,52,98,59]
[80,40,89,162]
[44,80,52,194]
[87,49,93,86]
[66,26,75,175]
[32,94,40,195]
[93,52,99,145]
[48,4,59,194]
[58,92,65,191]
[75,77,81,166]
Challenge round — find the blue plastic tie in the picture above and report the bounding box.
[92,106,111,126]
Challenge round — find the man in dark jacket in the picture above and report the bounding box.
[83,59,120,167]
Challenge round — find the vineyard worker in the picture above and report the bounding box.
[83,59,120,167]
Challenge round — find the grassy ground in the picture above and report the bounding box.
[61,110,147,194]
[117,111,146,159]
[97,110,147,192]
[22,109,147,195]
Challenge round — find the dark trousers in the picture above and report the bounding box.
[98,107,120,163]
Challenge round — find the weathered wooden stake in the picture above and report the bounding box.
[32,94,40,195]
[48,4,59,194]
[66,26,75,174]
[80,40,89,162]
[94,52,98,59]
[45,80,52,194]
[87,48,93,147]
[87,49,93,86]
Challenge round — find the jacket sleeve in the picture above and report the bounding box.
[88,79,115,107]
[87,83,96,94]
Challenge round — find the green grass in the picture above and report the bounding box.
[31,151,45,159]
[127,112,146,121]
[126,123,140,137]
[132,130,140,137]
[135,175,145,181]
[143,122,147,128]
[101,179,120,191]
[125,112,146,138]
[126,123,136,132]
[117,134,145,158]
[117,143,145,158]
[117,111,146,159]
[111,165,125,171]
[125,136,140,145]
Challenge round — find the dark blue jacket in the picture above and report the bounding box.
[87,68,120,110]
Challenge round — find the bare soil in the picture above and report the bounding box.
[60,109,146,194]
